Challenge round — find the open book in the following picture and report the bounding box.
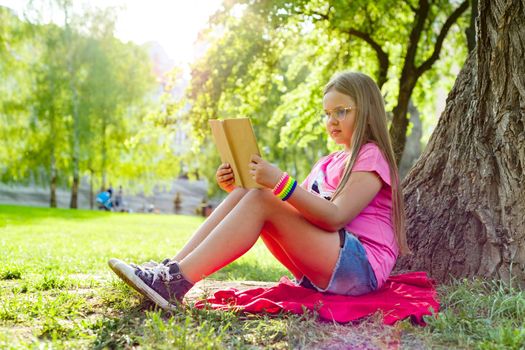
[209,118,262,189]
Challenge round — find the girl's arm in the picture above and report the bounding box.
[249,154,382,232]
[287,171,382,231]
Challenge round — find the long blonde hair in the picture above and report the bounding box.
[325,72,410,256]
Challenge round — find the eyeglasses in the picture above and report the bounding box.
[322,106,354,121]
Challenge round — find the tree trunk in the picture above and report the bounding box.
[50,152,57,208]
[465,0,478,52]
[49,110,57,208]
[101,117,107,191]
[89,168,94,210]
[390,77,417,164]
[70,159,79,209]
[399,99,423,180]
[397,0,525,285]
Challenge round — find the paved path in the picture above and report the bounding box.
[0,179,214,215]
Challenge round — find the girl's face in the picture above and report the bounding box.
[323,89,357,151]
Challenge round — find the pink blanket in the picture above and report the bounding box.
[194,272,439,325]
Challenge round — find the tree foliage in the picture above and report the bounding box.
[176,0,470,196]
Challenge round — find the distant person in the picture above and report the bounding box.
[173,192,182,214]
[96,189,113,211]
[108,71,410,311]
[115,186,123,209]
[147,204,155,213]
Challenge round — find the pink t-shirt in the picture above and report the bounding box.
[301,142,398,288]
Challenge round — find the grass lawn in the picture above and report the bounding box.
[0,204,524,349]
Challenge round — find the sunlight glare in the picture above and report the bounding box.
[0,0,224,63]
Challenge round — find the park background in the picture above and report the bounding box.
[0,0,457,214]
[1,0,524,348]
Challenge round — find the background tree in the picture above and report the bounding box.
[0,3,163,208]
[78,8,156,205]
[1,8,77,207]
[63,1,83,209]
[31,23,71,207]
[0,7,36,184]
[398,0,525,285]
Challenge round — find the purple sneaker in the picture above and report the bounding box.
[108,258,193,310]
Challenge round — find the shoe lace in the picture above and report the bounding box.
[132,262,173,283]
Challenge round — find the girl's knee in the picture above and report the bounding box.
[243,188,274,202]
[228,187,249,199]
[239,189,277,215]
[232,187,249,194]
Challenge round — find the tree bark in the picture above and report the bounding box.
[397,0,525,285]
[465,0,478,52]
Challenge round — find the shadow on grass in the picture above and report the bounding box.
[92,297,286,349]
[92,293,242,349]
[89,280,156,349]
[91,306,150,349]
[211,259,291,283]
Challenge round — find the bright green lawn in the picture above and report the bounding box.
[0,204,524,349]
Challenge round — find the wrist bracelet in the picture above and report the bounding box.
[282,180,297,201]
[272,172,289,195]
[276,176,293,199]
[274,175,297,201]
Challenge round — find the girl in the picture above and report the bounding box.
[109,71,410,311]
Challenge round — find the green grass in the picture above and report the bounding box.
[0,204,524,349]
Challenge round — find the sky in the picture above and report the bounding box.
[0,0,223,64]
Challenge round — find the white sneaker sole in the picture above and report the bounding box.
[108,258,177,311]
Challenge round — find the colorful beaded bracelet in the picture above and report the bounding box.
[275,175,297,201]
[282,180,297,201]
[272,172,289,195]
[275,176,291,198]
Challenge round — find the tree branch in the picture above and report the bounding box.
[348,28,390,88]
[403,0,418,13]
[291,7,330,21]
[404,0,430,72]
[310,10,329,20]
[415,0,469,76]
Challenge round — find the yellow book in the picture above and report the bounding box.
[209,118,262,189]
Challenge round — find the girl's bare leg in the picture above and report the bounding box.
[178,189,340,288]
[172,186,303,279]
[259,232,303,279]
[172,188,249,261]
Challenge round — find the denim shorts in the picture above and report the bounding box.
[296,230,378,296]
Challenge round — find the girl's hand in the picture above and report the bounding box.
[216,163,235,192]
[249,154,284,189]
